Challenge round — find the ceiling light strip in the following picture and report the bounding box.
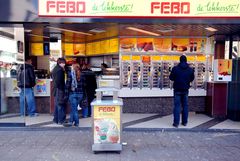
[47,26,93,36]
[205,27,218,32]
[28,34,49,39]
[126,27,160,36]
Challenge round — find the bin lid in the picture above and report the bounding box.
[91,99,123,106]
[96,87,119,92]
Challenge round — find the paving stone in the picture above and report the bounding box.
[0,130,239,161]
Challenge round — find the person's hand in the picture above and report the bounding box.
[63,96,69,102]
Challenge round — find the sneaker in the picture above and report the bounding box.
[181,123,187,126]
[74,123,79,127]
[29,113,39,117]
[172,123,179,128]
[63,122,73,127]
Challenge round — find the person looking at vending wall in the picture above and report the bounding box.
[169,55,195,128]
[51,57,67,125]
[17,56,38,117]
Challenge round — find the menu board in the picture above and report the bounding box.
[154,38,172,52]
[172,38,189,52]
[136,38,154,52]
[31,43,43,56]
[73,44,85,56]
[100,40,109,54]
[86,38,118,55]
[119,38,136,52]
[189,38,206,53]
[86,43,93,56]
[120,38,206,54]
[109,38,119,53]
[63,43,73,56]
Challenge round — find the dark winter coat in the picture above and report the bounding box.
[81,69,97,98]
[169,62,195,92]
[51,64,65,96]
[17,64,36,88]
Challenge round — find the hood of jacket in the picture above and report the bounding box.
[20,63,33,70]
[178,62,189,69]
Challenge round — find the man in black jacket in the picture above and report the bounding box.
[51,58,67,124]
[17,56,38,117]
[81,64,97,117]
[169,55,195,128]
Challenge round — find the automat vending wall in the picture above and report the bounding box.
[119,37,212,114]
[119,37,210,91]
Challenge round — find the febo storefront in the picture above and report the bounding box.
[0,0,240,126]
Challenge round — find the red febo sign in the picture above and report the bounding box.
[39,0,191,17]
[46,0,86,13]
[151,2,190,14]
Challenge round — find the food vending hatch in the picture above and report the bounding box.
[141,56,151,88]
[131,55,141,89]
[196,62,206,89]
[151,56,162,89]
[162,61,172,89]
[121,60,131,88]
[187,56,196,89]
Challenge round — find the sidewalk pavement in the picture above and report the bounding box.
[0,128,239,161]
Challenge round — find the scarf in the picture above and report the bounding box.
[71,70,78,91]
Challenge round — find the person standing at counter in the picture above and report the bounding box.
[51,58,67,124]
[17,56,38,117]
[169,55,195,128]
[65,63,86,126]
[82,64,97,117]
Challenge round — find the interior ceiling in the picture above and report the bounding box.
[24,23,240,43]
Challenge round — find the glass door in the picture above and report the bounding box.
[0,26,25,127]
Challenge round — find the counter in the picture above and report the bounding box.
[119,88,206,97]
[5,78,51,97]
[3,78,51,114]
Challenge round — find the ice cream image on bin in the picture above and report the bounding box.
[94,118,120,144]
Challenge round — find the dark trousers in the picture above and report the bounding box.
[173,91,189,125]
[53,90,66,124]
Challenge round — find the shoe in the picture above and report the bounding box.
[63,122,73,127]
[181,123,187,126]
[172,123,179,128]
[74,124,79,127]
[29,113,39,117]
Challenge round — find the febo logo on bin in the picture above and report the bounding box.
[46,0,86,14]
[98,106,116,113]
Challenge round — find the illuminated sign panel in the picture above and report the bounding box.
[39,0,240,17]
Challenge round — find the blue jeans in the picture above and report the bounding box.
[173,91,189,125]
[53,90,66,124]
[69,93,83,125]
[20,88,36,116]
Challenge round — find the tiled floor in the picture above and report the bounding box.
[1,112,240,130]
